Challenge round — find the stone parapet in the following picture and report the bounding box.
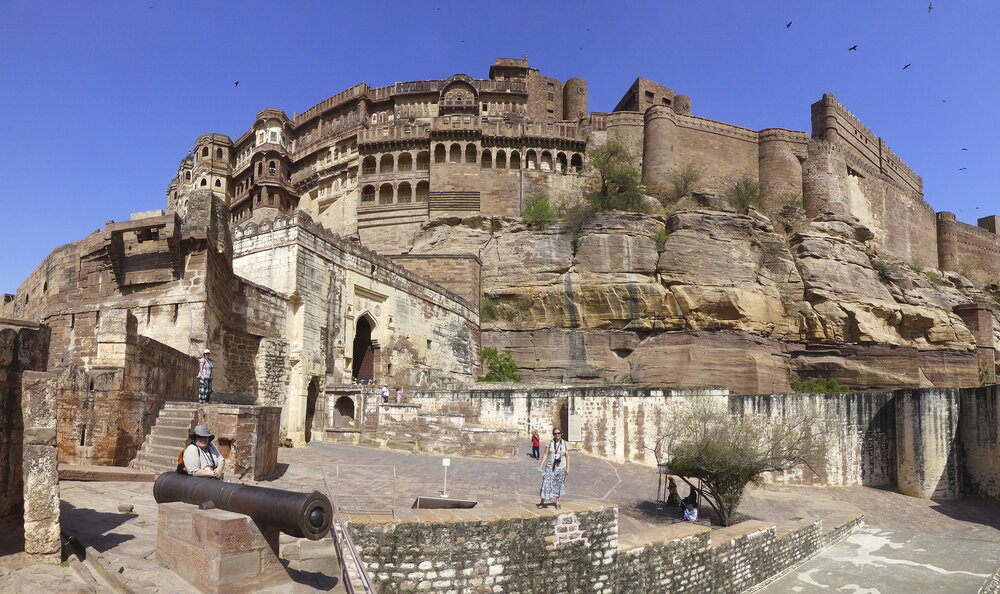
[346,499,864,594]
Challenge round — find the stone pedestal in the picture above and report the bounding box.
[21,370,61,564]
[156,502,292,593]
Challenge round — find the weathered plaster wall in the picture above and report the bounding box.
[959,385,1000,502]
[895,388,962,499]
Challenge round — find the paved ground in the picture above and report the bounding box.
[2,439,1000,592]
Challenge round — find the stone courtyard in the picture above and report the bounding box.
[2,440,999,592]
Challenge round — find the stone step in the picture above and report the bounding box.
[162,401,199,408]
[136,451,177,472]
[155,416,197,428]
[151,425,190,440]
[144,441,187,459]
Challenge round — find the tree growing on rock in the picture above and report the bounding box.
[587,141,647,213]
[655,395,828,526]
[477,347,522,382]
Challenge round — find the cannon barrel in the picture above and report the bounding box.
[153,473,332,540]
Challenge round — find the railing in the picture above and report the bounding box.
[322,470,376,594]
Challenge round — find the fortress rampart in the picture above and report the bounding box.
[150,57,1000,285]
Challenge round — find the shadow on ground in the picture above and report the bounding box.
[60,500,135,553]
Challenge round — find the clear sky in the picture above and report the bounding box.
[1,0,996,292]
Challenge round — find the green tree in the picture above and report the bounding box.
[477,347,522,382]
[587,142,647,213]
[521,189,558,225]
[657,396,827,526]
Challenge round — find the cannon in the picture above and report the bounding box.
[153,472,332,540]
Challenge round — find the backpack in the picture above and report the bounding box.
[176,446,188,474]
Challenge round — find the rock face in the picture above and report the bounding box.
[410,210,998,392]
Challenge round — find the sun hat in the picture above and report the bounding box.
[191,425,214,441]
[203,349,211,354]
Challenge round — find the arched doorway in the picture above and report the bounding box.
[305,377,319,443]
[352,316,376,382]
[333,396,355,428]
[557,400,569,436]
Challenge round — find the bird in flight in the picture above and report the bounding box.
[903,64,911,70]
[961,148,968,151]
[959,167,968,171]
[786,21,792,28]
[928,2,933,13]
[848,45,858,51]
[234,81,239,87]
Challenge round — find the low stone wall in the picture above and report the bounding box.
[359,402,518,458]
[345,500,864,593]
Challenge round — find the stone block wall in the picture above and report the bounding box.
[389,254,481,314]
[358,402,518,458]
[346,499,864,594]
[895,388,962,499]
[156,502,291,593]
[0,322,49,530]
[198,404,281,480]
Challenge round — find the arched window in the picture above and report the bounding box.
[201,147,209,157]
[379,154,393,174]
[257,162,263,175]
[510,150,521,169]
[415,180,429,203]
[185,171,191,181]
[216,148,223,159]
[449,143,461,163]
[200,178,207,186]
[434,144,447,163]
[416,151,430,170]
[496,150,507,169]
[215,179,222,187]
[466,143,477,164]
[397,181,412,204]
[362,156,376,175]
[541,151,552,171]
[398,152,412,172]
[526,150,537,170]
[557,153,568,173]
[361,185,376,202]
[268,161,276,174]
[379,183,393,205]
[571,153,583,172]
[481,149,492,168]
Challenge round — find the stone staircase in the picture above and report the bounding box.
[135,402,199,474]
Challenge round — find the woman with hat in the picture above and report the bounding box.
[183,425,225,479]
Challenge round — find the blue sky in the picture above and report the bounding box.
[1,0,996,291]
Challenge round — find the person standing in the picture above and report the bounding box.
[197,349,213,404]
[537,428,569,509]
[380,385,389,403]
[395,386,402,403]
[530,430,540,459]
[183,425,225,480]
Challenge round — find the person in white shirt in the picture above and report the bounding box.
[183,425,225,480]
[197,349,214,403]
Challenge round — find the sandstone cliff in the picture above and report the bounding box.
[409,210,999,393]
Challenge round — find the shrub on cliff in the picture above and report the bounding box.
[667,163,702,202]
[478,347,522,382]
[725,177,763,213]
[793,377,850,393]
[587,141,647,213]
[656,395,828,526]
[521,189,559,225]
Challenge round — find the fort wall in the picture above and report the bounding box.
[346,499,863,594]
[937,212,1000,284]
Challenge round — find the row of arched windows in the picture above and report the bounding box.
[195,146,226,161]
[360,181,430,205]
[360,145,584,174]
